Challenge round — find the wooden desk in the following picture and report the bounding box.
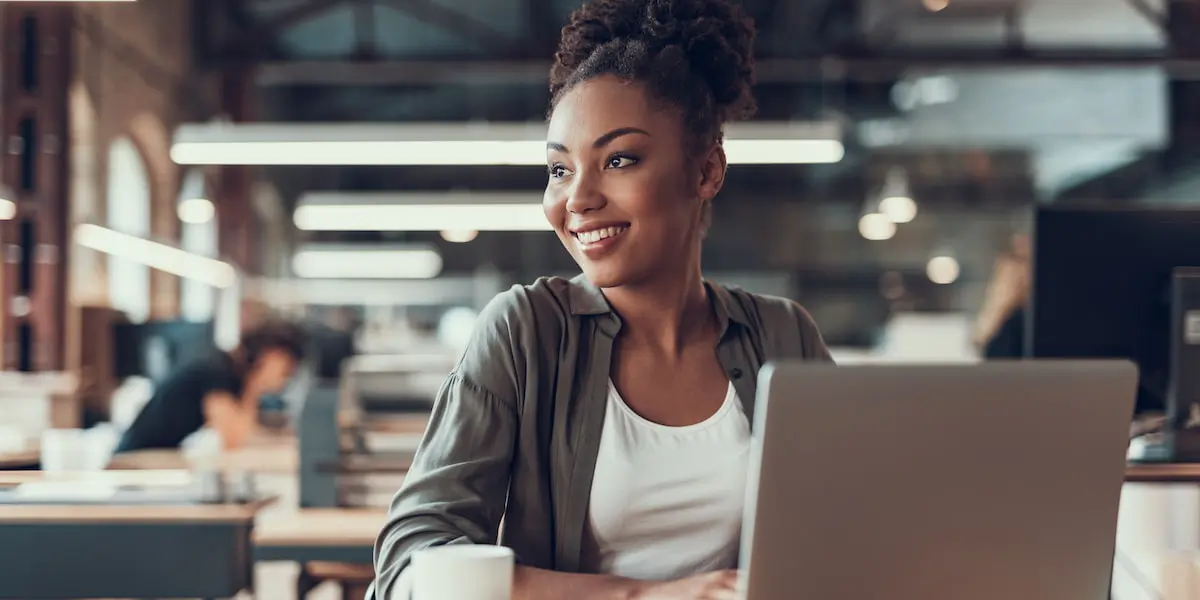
[107,438,298,474]
[0,499,267,599]
[362,414,429,435]
[0,468,192,487]
[255,507,386,564]
[0,448,37,470]
[0,501,267,523]
[1124,462,1200,484]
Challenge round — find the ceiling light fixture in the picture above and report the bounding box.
[879,168,917,224]
[292,244,444,279]
[177,168,215,224]
[858,213,897,241]
[294,191,550,232]
[74,224,236,288]
[0,184,16,221]
[178,197,215,224]
[171,121,845,166]
[440,229,479,243]
[926,255,961,284]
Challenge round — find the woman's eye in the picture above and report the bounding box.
[606,155,637,169]
[548,164,569,179]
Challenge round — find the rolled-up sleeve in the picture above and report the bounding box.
[370,291,526,600]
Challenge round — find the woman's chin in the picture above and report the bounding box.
[579,265,629,289]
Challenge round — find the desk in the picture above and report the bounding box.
[0,448,37,470]
[0,500,266,599]
[255,507,385,564]
[1124,463,1200,484]
[362,414,429,435]
[0,469,192,487]
[107,438,298,474]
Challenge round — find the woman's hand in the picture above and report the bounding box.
[630,570,740,600]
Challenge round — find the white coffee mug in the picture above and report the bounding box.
[40,428,86,473]
[395,545,514,600]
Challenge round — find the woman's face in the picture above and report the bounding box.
[544,76,726,289]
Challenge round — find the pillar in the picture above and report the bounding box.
[0,6,71,371]
[216,68,261,275]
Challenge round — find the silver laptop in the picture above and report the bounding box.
[739,361,1136,600]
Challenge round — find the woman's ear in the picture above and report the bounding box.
[696,143,728,202]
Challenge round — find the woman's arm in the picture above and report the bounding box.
[373,289,531,599]
[202,391,258,450]
[373,371,519,598]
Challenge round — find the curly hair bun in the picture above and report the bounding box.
[551,0,757,125]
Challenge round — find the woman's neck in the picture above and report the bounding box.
[602,265,714,358]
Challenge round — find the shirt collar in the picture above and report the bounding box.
[566,273,751,333]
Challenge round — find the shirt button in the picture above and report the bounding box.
[731,368,744,380]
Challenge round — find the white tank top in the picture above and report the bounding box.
[585,379,751,580]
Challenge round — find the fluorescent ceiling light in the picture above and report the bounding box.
[247,275,501,307]
[858,213,896,241]
[294,191,549,232]
[440,229,479,243]
[292,244,443,279]
[178,197,215,224]
[74,224,236,288]
[926,255,960,284]
[171,121,844,166]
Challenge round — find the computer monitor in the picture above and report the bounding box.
[1030,204,1200,415]
[113,320,216,382]
[306,322,358,381]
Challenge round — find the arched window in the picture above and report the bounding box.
[106,136,150,323]
[178,168,217,322]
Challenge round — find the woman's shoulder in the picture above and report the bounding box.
[716,284,832,362]
[453,276,588,402]
[461,276,581,356]
[475,276,582,332]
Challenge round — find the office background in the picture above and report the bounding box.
[0,0,1199,599]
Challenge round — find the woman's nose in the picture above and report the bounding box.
[565,172,605,215]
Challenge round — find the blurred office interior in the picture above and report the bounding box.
[0,0,1199,598]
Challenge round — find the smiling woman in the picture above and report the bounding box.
[371,2,834,600]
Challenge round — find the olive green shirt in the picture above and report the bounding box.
[370,275,832,599]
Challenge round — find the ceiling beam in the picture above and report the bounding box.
[353,0,379,58]
[222,0,350,59]
[253,49,1197,86]
[524,0,562,56]
[375,0,519,54]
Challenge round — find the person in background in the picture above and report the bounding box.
[114,320,307,453]
[371,1,832,599]
[973,234,1031,359]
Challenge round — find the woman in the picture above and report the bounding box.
[973,234,1031,359]
[372,1,833,598]
[115,320,306,453]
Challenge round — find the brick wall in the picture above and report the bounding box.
[66,1,212,371]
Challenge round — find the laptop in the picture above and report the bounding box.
[739,361,1136,600]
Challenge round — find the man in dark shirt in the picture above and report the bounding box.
[116,320,307,453]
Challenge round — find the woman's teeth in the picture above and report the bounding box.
[577,226,627,244]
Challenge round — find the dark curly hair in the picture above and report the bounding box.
[239,319,307,366]
[549,0,758,154]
